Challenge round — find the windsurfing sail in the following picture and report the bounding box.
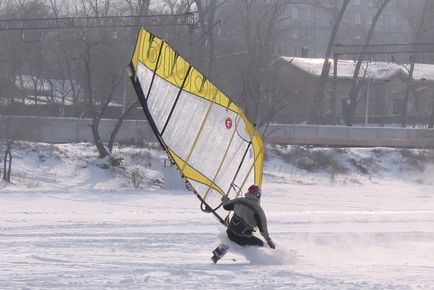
[129,27,264,226]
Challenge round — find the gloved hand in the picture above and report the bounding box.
[266,237,275,249]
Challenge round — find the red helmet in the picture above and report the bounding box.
[248,185,262,198]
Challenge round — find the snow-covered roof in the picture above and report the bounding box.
[411,63,434,82]
[280,57,434,82]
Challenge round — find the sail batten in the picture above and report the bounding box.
[130,28,264,225]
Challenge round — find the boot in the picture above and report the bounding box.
[211,244,229,263]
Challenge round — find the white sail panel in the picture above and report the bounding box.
[187,107,239,181]
[136,62,153,93]
[137,63,178,134]
[213,139,251,195]
[163,91,211,161]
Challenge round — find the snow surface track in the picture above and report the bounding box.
[1,144,434,289]
[1,181,434,289]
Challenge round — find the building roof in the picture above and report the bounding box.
[280,57,434,82]
[411,63,434,82]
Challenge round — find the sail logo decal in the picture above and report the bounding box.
[225,117,233,129]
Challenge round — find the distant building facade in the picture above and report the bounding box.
[273,57,434,124]
[279,0,416,58]
[216,0,419,58]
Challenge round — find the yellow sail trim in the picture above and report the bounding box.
[131,31,164,74]
[132,28,239,111]
[244,118,264,186]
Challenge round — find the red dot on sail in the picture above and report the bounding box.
[225,117,233,129]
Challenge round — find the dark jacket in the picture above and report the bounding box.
[222,194,270,240]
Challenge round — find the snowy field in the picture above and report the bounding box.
[1,143,434,289]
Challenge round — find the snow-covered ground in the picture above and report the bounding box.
[1,143,434,289]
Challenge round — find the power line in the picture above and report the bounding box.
[0,13,197,31]
[334,43,434,56]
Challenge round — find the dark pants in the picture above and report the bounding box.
[226,229,264,247]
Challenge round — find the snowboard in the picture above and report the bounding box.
[211,243,229,263]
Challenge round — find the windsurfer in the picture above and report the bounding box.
[222,185,275,249]
[211,185,275,263]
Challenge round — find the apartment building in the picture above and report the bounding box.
[282,0,416,58]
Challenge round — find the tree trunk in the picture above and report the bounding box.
[3,144,12,182]
[81,39,109,159]
[3,150,6,181]
[311,0,350,124]
[401,56,415,127]
[346,0,392,126]
[7,150,11,182]
[108,100,140,153]
[206,0,217,80]
[91,115,110,158]
[428,98,434,128]
[92,94,113,158]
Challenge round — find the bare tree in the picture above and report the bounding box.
[190,0,218,78]
[59,0,151,158]
[123,0,151,43]
[217,0,294,132]
[69,0,129,158]
[124,0,150,16]
[310,0,350,124]
[0,116,37,182]
[400,0,434,127]
[13,1,52,104]
[344,0,392,126]
[0,2,27,105]
[48,0,83,115]
[429,94,434,128]
[400,57,415,127]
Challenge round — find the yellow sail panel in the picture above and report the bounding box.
[131,30,164,73]
[133,28,240,111]
[130,27,264,225]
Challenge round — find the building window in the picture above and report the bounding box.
[391,15,398,26]
[382,14,388,26]
[305,7,311,18]
[292,28,300,39]
[362,13,369,24]
[355,12,361,24]
[369,0,378,7]
[292,7,299,19]
[343,15,348,23]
